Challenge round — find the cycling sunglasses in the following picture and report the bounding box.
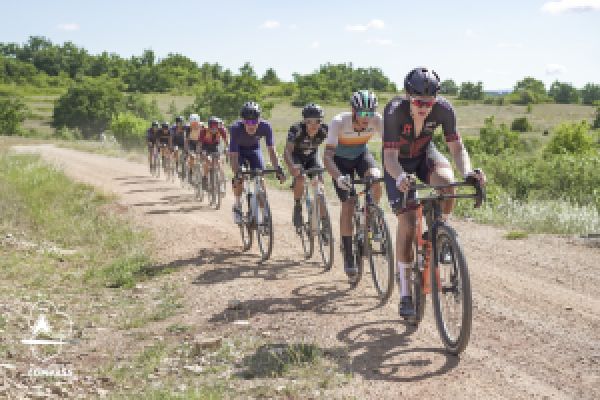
[355,110,375,118]
[410,97,435,108]
[304,118,322,125]
[243,119,259,126]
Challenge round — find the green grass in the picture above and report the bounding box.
[504,230,529,240]
[0,150,152,290]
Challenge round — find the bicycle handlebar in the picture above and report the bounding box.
[238,168,280,177]
[401,177,486,210]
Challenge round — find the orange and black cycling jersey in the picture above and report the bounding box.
[199,126,227,145]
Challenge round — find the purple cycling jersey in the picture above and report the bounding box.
[228,120,274,152]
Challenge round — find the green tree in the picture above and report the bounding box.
[544,121,594,156]
[508,77,549,104]
[458,81,484,100]
[261,68,280,85]
[440,79,458,95]
[52,77,125,138]
[580,83,600,105]
[184,63,272,123]
[548,81,580,104]
[0,96,28,135]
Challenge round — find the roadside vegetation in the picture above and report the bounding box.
[1,36,599,235]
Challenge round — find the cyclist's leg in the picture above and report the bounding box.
[426,146,454,219]
[332,155,358,272]
[358,151,383,203]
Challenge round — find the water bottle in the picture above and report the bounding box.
[417,254,425,271]
[358,207,365,228]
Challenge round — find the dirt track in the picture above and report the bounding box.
[12,145,600,399]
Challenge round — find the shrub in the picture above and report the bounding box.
[0,96,28,135]
[544,121,595,156]
[511,117,532,132]
[479,116,521,154]
[593,107,600,129]
[109,112,147,148]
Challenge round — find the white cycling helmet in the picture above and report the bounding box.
[189,113,200,123]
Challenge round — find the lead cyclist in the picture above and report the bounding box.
[382,66,486,318]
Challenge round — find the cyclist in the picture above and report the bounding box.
[283,103,329,228]
[229,101,286,224]
[382,66,486,318]
[146,121,160,169]
[323,90,383,279]
[185,113,203,183]
[157,121,173,167]
[171,115,187,181]
[199,116,229,190]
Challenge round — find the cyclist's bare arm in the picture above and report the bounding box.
[323,146,341,180]
[266,146,280,169]
[229,152,239,175]
[383,148,405,179]
[446,140,472,178]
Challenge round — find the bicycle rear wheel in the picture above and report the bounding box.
[256,195,274,261]
[431,223,472,355]
[366,206,395,304]
[298,196,314,259]
[194,164,204,201]
[316,195,334,271]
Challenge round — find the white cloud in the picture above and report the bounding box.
[497,41,524,49]
[541,0,600,14]
[289,24,298,30]
[465,28,475,37]
[260,20,280,29]
[57,23,80,31]
[346,19,385,32]
[365,38,393,46]
[310,41,320,49]
[546,63,567,75]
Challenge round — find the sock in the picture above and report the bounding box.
[341,236,353,265]
[397,261,412,297]
[442,213,450,222]
[234,198,241,208]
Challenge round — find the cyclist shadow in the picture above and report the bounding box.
[191,248,325,286]
[113,175,151,180]
[331,319,459,382]
[145,205,211,214]
[209,280,382,323]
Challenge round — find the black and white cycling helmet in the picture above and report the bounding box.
[208,116,220,125]
[240,102,261,119]
[350,90,378,111]
[175,115,184,124]
[151,121,159,128]
[302,103,324,119]
[404,67,441,96]
[161,122,170,129]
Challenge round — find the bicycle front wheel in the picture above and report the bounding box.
[211,167,221,210]
[431,223,472,355]
[316,195,334,271]
[365,206,395,303]
[298,197,314,260]
[256,196,274,261]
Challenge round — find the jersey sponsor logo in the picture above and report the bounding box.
[403,124,412,134]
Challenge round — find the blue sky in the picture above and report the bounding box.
[1,0,599,90]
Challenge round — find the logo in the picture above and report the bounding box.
[403,124,412,134]
[21,300,73,363]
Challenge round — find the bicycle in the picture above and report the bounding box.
[237,165,279,261]
[206,151,225,210]
[347,176,395,303]
[190,151,204,201]
[294,167,334,270]
[402,175,485,355]
[149,143,160,177]
[165,147,176,182]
